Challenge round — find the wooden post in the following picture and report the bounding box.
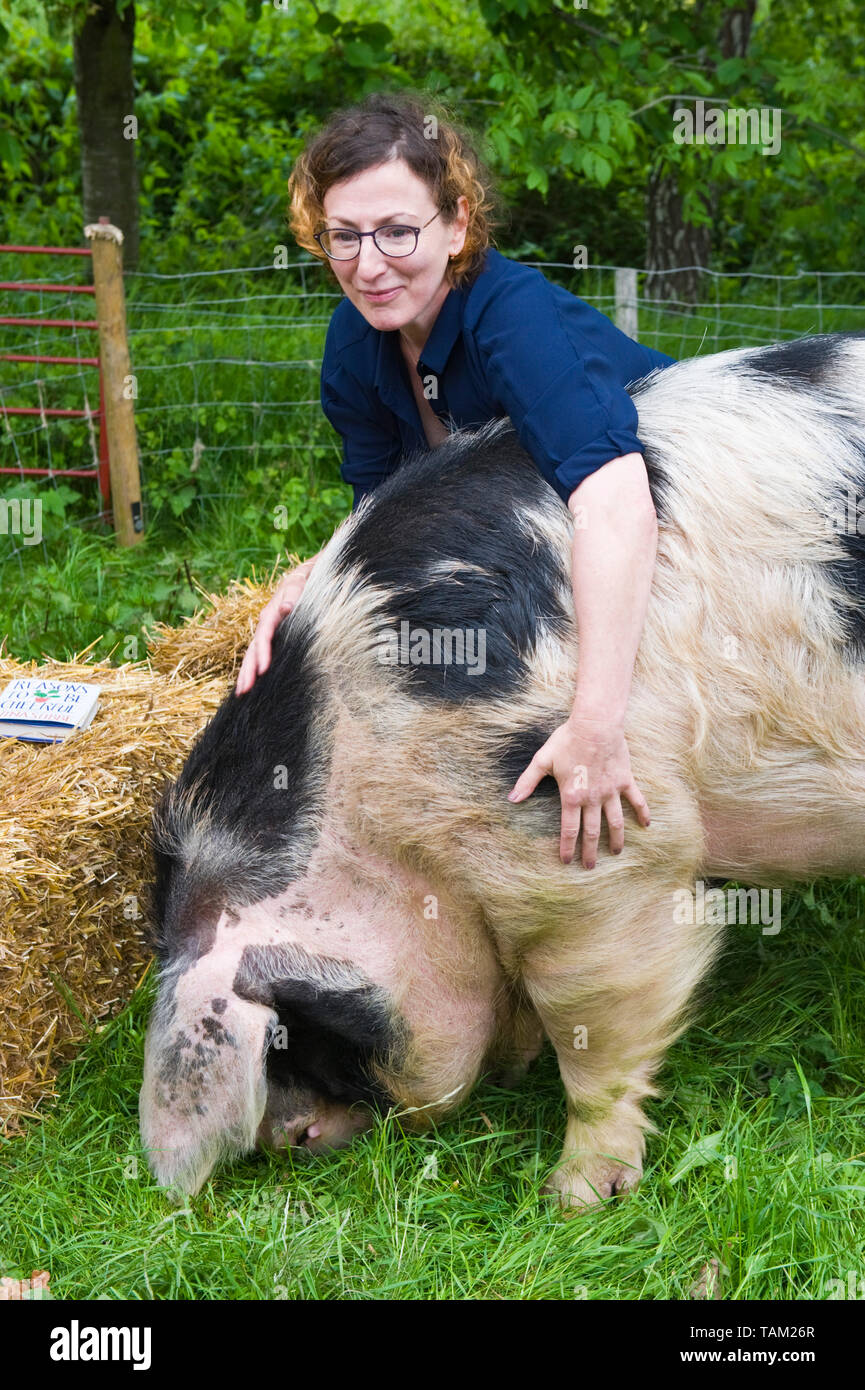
[615,267,639,341]
[85,217,143,546]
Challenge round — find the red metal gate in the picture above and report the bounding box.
[0,242,111,504]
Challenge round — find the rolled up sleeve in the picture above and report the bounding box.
[473,269,652,504]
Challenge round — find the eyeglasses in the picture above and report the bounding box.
[314,211,441,260]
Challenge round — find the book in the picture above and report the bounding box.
[0,678,101,743]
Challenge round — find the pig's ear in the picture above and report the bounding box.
[139,964,278,1197]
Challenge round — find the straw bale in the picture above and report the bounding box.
[147,568,282,679]
[0,576,278,1134]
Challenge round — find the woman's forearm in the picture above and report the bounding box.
[567,453,658,725]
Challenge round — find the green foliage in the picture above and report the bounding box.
[2,0,861,275]
[0,441,351,662]
[478,0,865,273]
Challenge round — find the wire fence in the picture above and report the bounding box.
[2,253,865,570]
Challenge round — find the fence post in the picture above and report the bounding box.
[615,267,639,340]
[85,217,143,546]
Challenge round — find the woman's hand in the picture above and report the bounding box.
[234,555,319,696]
[507,452,658,866]
[508,712,650,868]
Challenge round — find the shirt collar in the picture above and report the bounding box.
[373,325,420,430]
[416,282,467,375]
[370,279,467,416]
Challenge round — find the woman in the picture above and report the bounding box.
[236,92,675,870]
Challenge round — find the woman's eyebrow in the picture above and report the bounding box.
[324,212,417,228]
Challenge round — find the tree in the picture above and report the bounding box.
[72,0,139,265]
[54,0,227,266]
[644,1,757,304]
[60,0,398,268]
[478,0,865,297]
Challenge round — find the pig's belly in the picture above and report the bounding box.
[700,801,865,884]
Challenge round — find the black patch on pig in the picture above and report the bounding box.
[145,614,331,961]
[742,333,847,389]
[494,725,563,836]
[632,436,671,521]
[334,423,572,702]
[495,726,562,801]
[232,945,406,1111]
[211,998,227,1014]
[827,511,865,660]
[739,334,865,658]
[154,1021,234,1103]
[201,1014,234,1046]
[626,369,674,522]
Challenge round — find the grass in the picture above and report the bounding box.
[0,462,345,666]
[1,876,863,1301]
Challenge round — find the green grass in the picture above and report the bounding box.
[0,454,348,664]
[1,876,863,1301]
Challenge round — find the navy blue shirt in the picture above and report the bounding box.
[320,247,675,510]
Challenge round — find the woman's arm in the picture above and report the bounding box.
[508,452,656,867]
[234,551,322,695]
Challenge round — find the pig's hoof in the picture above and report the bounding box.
[541,1156,642,1213]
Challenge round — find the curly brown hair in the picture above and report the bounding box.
[288,92,498,288]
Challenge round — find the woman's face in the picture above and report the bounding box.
[321,158,469,337]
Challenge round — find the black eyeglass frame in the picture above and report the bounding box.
[314,211,441,260]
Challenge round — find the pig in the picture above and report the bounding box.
[140,331,865,1209]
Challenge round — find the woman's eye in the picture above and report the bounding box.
[381,227,411,241]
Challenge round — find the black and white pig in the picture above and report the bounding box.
[141,332,865,1209]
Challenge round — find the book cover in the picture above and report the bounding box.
[0,678,101,743]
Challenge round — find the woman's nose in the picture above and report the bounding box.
[354,236,390,277]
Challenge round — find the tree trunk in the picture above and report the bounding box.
[644,171,713,307]
[73,0,139,267]
[717,2,757,63]
[644,1,757,305]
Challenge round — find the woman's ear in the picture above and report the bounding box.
[451,195,470,255]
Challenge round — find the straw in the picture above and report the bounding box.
[0,576,278,1135]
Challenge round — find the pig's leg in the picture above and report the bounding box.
[487,984,547,1088]
[520,875,723,1211]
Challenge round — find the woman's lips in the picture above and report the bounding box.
[362,286,403,302]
